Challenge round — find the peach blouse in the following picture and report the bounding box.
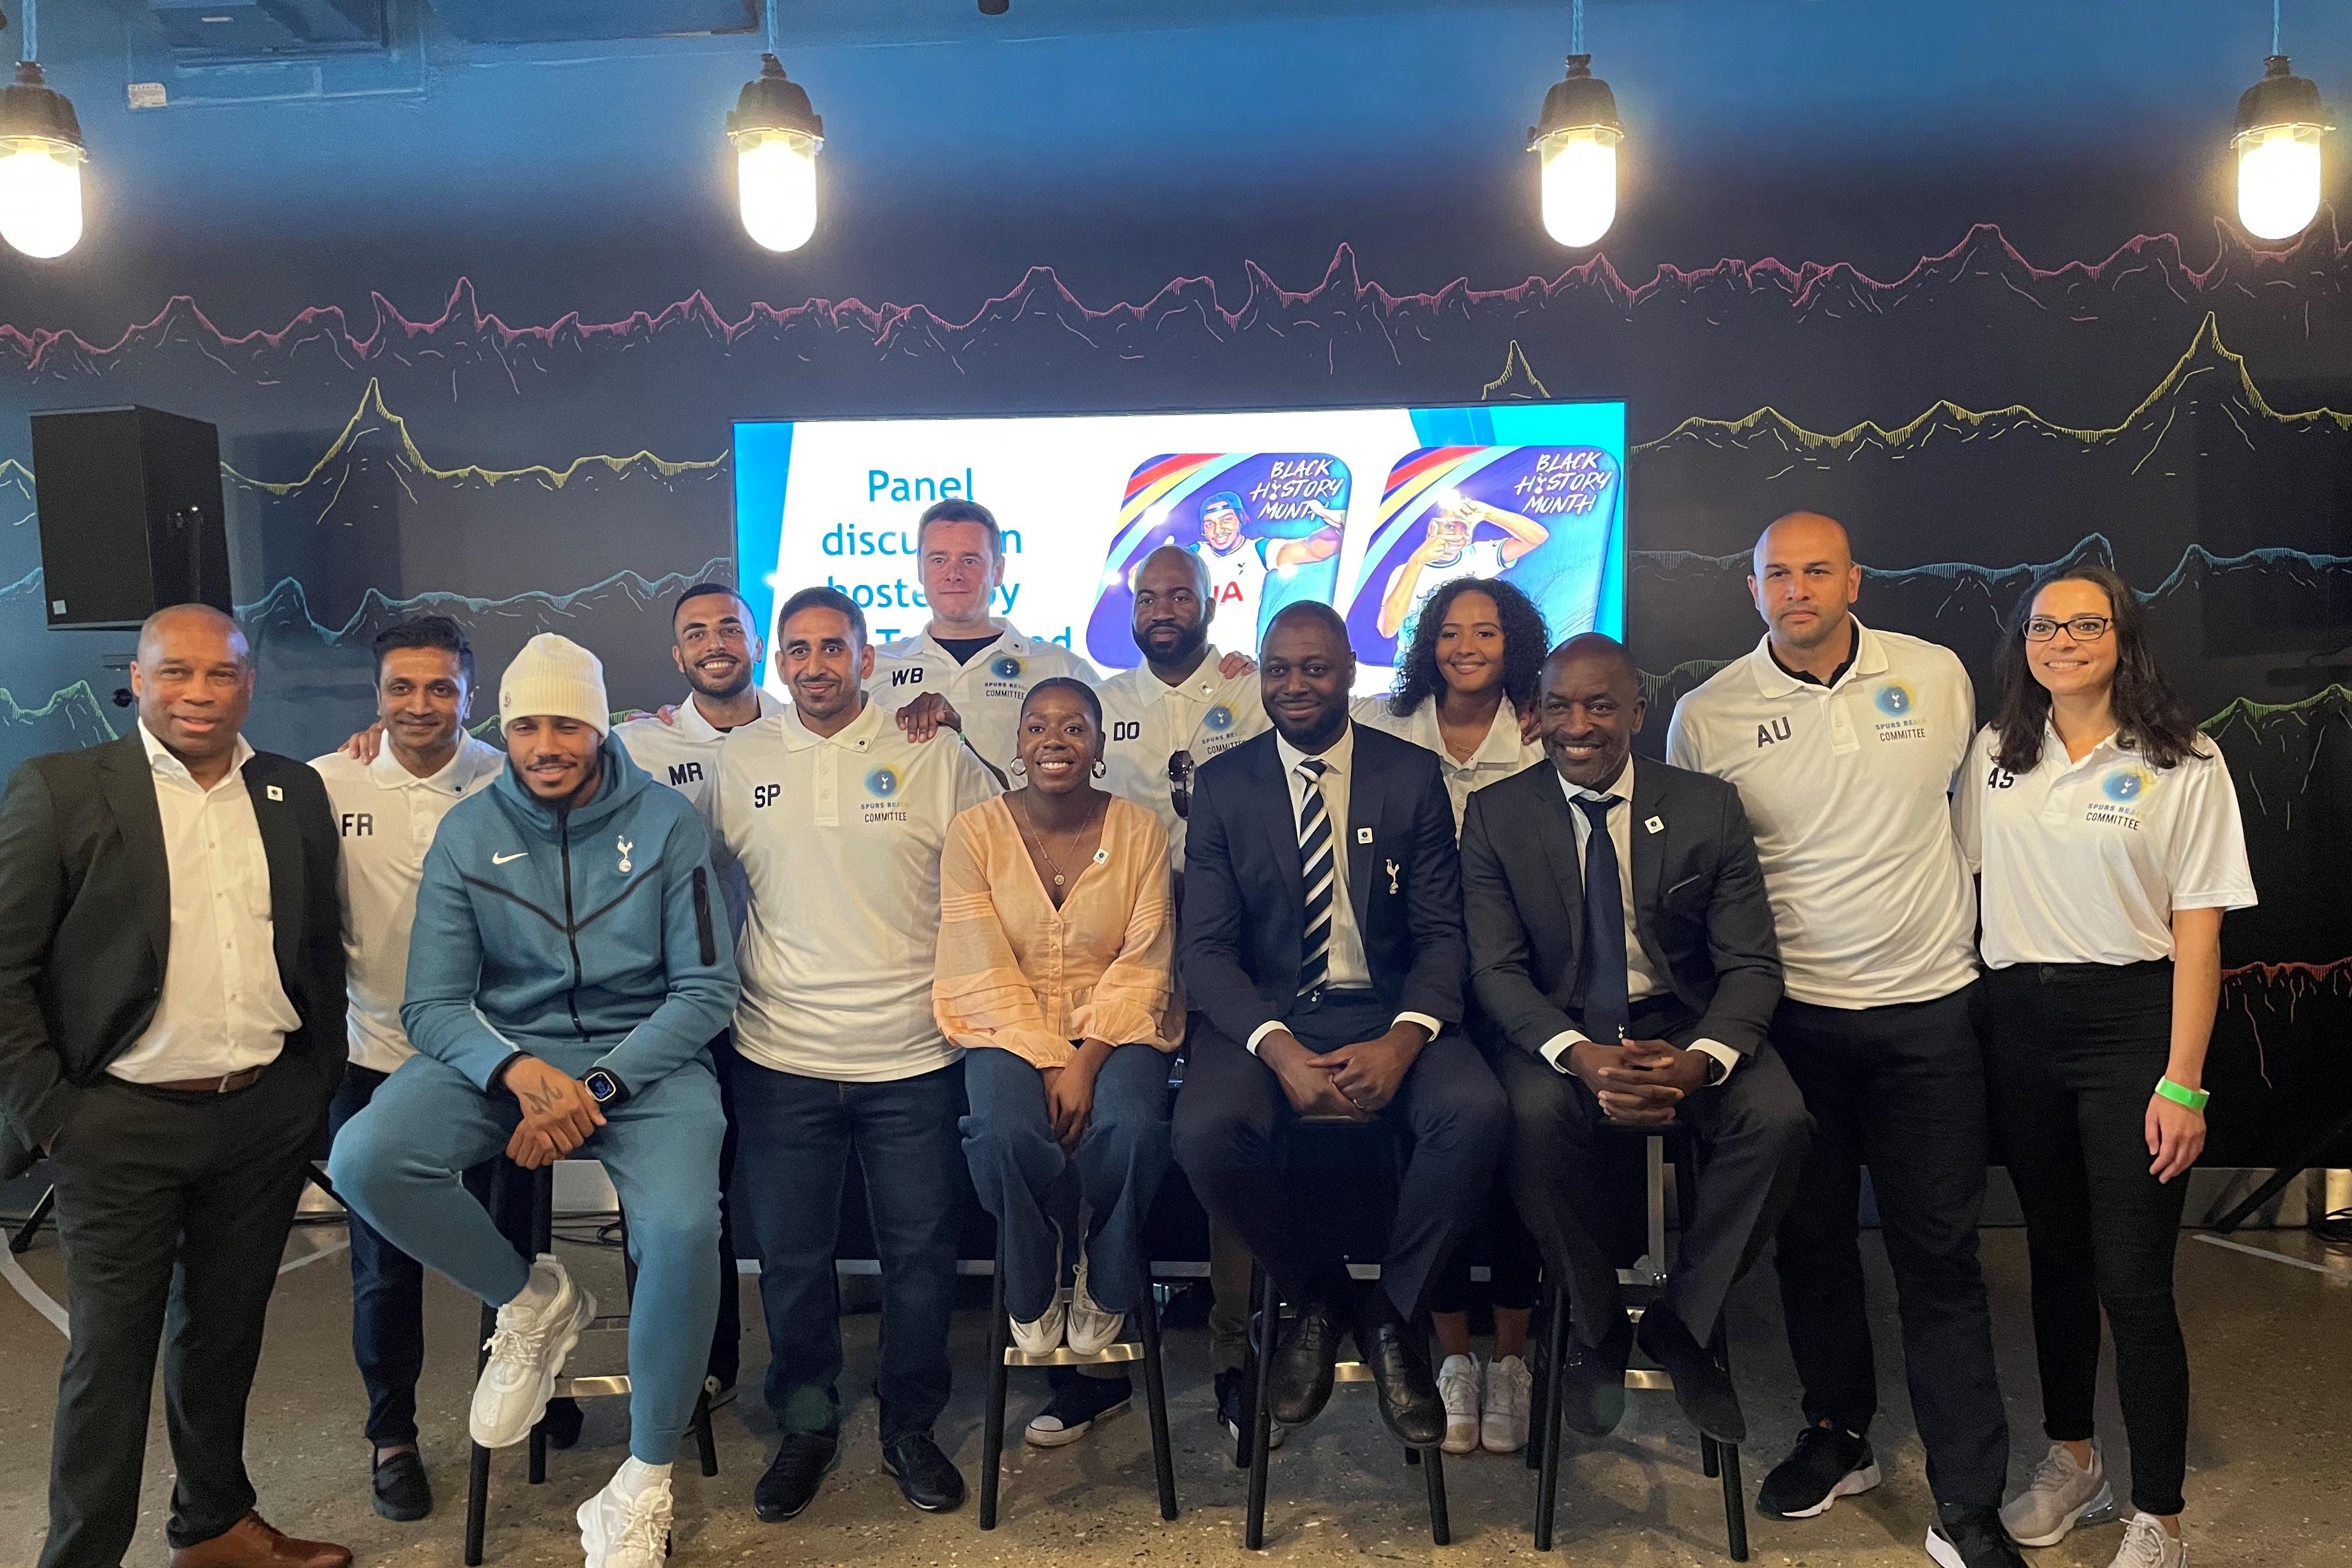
[933,793,1181,1069]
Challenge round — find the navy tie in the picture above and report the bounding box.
[1295,758,1335,996]
[1574,793,1630,1046]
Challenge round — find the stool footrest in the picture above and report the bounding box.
[1001,1343,1144,1367]
[554,1374,632,1398]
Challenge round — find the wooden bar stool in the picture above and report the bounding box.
[1528,1127,1748,1560]
[461,1160,718,1567]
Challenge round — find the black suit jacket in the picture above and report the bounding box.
[1180,723,1466,1045]
[1460,755,1780,1059]
[0,732,346,1179]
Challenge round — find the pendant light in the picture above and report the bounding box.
[1528,0,1622,249]
[727,2,824,253]
[2232,1,2333,242]
[0,1,86,260]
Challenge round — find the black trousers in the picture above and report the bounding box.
[1986,961,2189,1519]
[1499,996,1812,1348]
[1171,991,1508,1321]
[1770,985,2010,1507]
[40,1055,330,1568]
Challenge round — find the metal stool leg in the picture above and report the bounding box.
[527,1169,554,1485]
[1134,1255,1178,1521]
[979,1257,1010,1530]
[1244,1266,1276,1550]
[692,1390,718,1477]
[1534,1279,1569,1549]
[464,1289,496,1567]
[1721,1439,1749,1560]
[1423,1442,1451,1546]
[1702,1431,1720,1478]
[9,1184,55,1253]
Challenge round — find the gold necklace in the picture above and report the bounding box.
[1016,790,1103,890]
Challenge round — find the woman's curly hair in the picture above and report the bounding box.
[1387,576,1550,718]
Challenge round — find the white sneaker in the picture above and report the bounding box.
[1482,1354,1532,1454]
[2001,1441,2116,1547]
[1066,1254,1125,1355]
[2107,1513,2187,1568]
[1436,1354,1482,1455]
[471,1255,595,1449]
[576,1464,671,1568]
[1009,1224,1067,1355]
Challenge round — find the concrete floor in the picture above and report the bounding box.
[3,1219,2347,1568]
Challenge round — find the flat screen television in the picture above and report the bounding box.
[735,400,1626,695]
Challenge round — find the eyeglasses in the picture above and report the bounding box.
[2024,615,2113,643]
[1168,750,1194,820]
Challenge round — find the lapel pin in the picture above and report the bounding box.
[1355,826,1374,844]
[1644,815,1664,834]
[1385,858,1400,894]
[266,785,284,802]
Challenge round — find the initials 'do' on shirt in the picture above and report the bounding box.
[1096,648,1268,867]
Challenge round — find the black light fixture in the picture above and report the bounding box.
[0,0,85,259]
[2233,2,2333,241]
[1528,0,1622,249]
[728,1,824,253]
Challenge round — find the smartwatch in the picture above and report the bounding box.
[582,1068,632,1110]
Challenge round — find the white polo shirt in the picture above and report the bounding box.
[1097,646,1267,866]
[717,696,997,1082]
[1955,723,2257,969]
[614,688,785,938]
[864,620,1098,780]
[1352,694,1543,830]
[310,737,506,1073]
[1665,621,1979,1009]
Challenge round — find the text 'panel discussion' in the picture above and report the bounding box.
[0,2,2348,1566]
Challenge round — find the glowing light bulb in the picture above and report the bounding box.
[2230,55,2332,243]
[1537,126,1619,249]
[726,53,824,255]
[1528,53,1624,251]
[736,130,817,253]
[0,136,82,258]
[2235,122,2323,241]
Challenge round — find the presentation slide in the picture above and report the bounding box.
[734,401,1625,695]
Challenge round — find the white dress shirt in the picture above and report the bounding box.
[311,737,505,1073]
[108,723,300,1084]
[1245,722,1443,1053]
[1537,759,1740,1083]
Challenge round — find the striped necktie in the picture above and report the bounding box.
[1294,756,1334,996]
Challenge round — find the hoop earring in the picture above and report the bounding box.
[1092,760,1107,778]
[1009,758,1027,776]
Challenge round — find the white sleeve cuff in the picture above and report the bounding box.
[1690,1039,1740,1084]
[1539,1029,1591,1073]
[1394,1012,1442,1042]
[1245,1021,1284,1056]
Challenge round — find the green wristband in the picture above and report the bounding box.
[2154,1077,2210,1113]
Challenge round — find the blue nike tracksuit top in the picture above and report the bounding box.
[402,733,741,1091]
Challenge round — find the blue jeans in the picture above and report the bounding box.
[961,1044,1172,1322]
[324,1065,522,1448]
[328,1049,724,1466]
[733,1058,965,1444]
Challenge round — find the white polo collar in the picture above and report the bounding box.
[366,734,499,793]
[779,693,887,754]
[1746,617,1889,700]
[1402,695,1528,769]
[670,688,783,743]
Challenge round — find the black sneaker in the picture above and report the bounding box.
[370,1450,432,1522]
[1026,1371,1133,1448]
[1928,1502,2030,1568]
[1214,1368,1287,1450]
[1758,1425,1881,1518]
[753,1431,839,1522]
[881,1431,967,1513]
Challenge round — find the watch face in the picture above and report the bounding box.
[587,1071,617,1103]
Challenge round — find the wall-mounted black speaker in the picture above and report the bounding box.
[29,405,231,629]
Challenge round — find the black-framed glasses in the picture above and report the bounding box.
[1168,750,1195,820]
[2024,615,2113,643]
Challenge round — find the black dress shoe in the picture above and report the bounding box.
[753,1432,839,1522]
[1560,1312,1635,1437]
[1265,1300,1342,1426]
[1636,1306,1746,1443]
[880,1432,967,1513]
[1352,1302,1445,1449]
[369,1450,431,1523]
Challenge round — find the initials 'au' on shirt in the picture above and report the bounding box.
[1665,621,1979,1009]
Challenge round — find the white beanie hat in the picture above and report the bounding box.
[500,633,610,736]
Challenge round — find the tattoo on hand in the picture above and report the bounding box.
[521,1082,561,1114]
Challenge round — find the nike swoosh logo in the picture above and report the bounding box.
[492,851,529,865]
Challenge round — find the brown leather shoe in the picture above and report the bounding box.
[169,1511,353,1568]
